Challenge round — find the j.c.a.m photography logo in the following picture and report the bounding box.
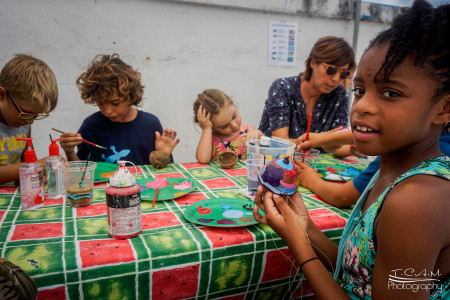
[388,268,443,293]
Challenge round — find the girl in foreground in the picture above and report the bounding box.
[253,1,449,298]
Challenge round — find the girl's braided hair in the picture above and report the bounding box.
[368,0,450,133]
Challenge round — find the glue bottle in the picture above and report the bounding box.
[106,161,142,239]
[17,138,44,210]
[45,138,65,199]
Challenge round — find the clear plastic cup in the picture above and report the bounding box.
[294,149,320,170]
[246,158,265,197]
[64,161,97,207]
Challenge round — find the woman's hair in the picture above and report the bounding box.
[302,36,356,82]
[193,89,234,123]
[77,54,144,106]
[0,54,58,113]
[367,0,449,132]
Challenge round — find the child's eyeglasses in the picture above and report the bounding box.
[6,91,49,120]
[322,62,351,80]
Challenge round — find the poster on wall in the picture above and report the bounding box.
[268,21,298,67]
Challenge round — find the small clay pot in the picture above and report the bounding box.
[217,152,238,169]
[149,150,171,169]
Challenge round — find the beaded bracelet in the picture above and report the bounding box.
[299,257,319,270]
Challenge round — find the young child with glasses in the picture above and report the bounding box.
[254,1,450,298]
[59,54,180,165]
[259,36,356,151]
[193,89,264,164]
[0,54,58,184]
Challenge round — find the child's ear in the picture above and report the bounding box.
[0,87,6,100]
[432,94,450,126]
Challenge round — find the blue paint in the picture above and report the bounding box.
[221,204,232,210]
[101,146,131,164]
[27,259,38,268]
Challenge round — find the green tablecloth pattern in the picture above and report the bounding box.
[0,155,370,299]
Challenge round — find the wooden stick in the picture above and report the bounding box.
[51,128,107,150]
[303,113,313,163]
[152,188,159,207]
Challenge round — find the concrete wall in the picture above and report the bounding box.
[1,0,388,163]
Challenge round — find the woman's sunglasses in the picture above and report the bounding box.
[322,62,351,80]
[6,91,49,120]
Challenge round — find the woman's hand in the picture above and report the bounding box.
[253,186,310,245]
[155,129,180,154]
[59,133,82,154]
[196,105,213,130]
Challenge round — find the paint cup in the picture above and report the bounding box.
[64,161,97,207]
[246,158,264,197]
[294,149,320,170]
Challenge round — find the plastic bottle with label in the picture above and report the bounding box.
[106,161,142,239]
[17,138,45,210]
[45,138,65,199]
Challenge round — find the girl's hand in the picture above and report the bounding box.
[295,160,321,190]
[296,127,343,149]
[155,129,180,154]
[246,128,264,140]
[59,133,82,153]
[253,186,310,245]
[196,105,213,130]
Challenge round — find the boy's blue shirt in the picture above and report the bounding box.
[353,133,450,194]
[76,110,164,165]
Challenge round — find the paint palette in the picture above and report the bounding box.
[184,198,264,227]
[94,162,119,182]
[316,164,361,182]
[137,178,198,201]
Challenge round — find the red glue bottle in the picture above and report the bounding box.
[106,161,142,239]
[17,138,44,210]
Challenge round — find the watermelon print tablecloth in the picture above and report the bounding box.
[0,155,370,299]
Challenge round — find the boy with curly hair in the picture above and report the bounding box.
[60,54,179,165]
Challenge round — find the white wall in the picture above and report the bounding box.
[0,0,387,163]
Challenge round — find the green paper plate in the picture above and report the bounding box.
[137,178,198,201]
[316,164,360,182]
[184,198,264,227]
[94,162,119,182]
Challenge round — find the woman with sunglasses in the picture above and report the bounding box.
[259,36,356,146]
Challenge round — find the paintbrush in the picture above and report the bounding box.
[303,113,313,163]
[51,128,107,150]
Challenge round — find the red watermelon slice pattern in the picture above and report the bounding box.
[200,227,254,248]
[201,178,237,189]
[308,208,347,230]
[262,248,298,282]
[174,192,207,206]
[11,223,63,241]
[142,212,181,231]
[181,162,209,169]
[151,264,199,299]
[37,286,65,300]
[154,173,185,178]
[222,168,247,176]
[79,239,135,268]
[76,203,107,217]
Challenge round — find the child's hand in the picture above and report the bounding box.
[246,128,264,140]
[296,127,342,150]
[197,105,213,130]
[59,133,82,153]
[294,160,321,190]
[155,129,180,154]
[253,186,309,245]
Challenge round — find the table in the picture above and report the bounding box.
[0,155,370,299]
